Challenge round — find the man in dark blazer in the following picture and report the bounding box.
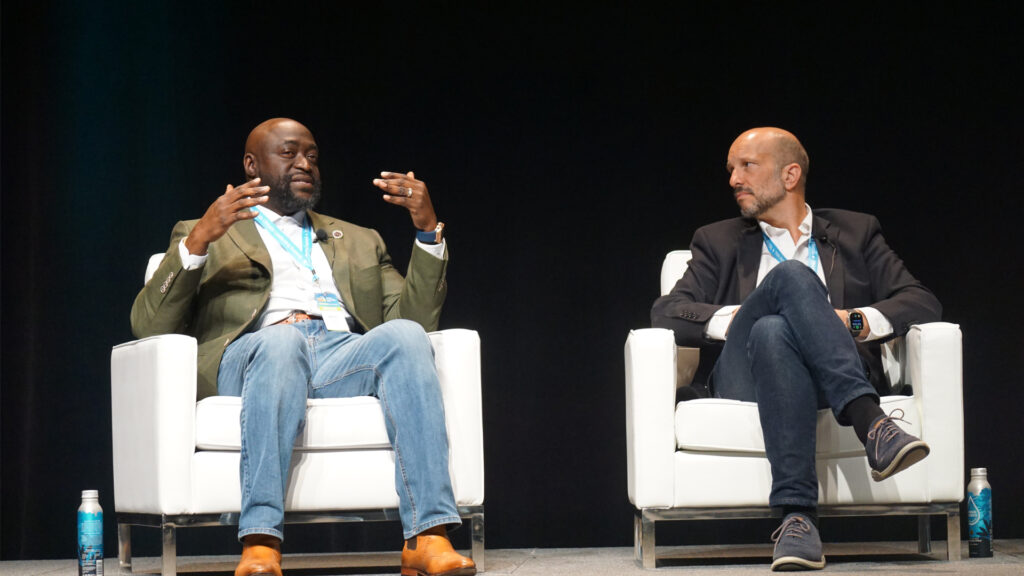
[651,127,941,572]
[131,118,475,576]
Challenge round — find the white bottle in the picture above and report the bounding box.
[77,490,104,576]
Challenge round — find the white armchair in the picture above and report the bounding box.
[111,255,485,576]
[625,250,963,568]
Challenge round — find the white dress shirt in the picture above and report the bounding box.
[178,208,445,329]
[705,205,892,342]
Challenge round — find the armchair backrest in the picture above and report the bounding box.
[660,250,692,296]
[144,253,165,284]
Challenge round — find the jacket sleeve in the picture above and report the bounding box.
[650,226,729,347]
[858,215,942,335]
[378,233,448,332]
[130,221,203,338]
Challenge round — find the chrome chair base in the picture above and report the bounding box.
[634,503,960,569]
[118,506,485,576]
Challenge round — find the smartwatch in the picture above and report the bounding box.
[416,222,445,245]
[847,310,864,337]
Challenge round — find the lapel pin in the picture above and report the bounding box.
[332,230,343,239]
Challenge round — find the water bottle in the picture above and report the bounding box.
[77,490,104,576]
[967,467,992,558]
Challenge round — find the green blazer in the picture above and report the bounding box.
[130,211,448,400]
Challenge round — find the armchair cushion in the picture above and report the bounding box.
[195,396,391,451]
[674,395,920,456]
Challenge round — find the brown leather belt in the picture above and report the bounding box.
[276,312,321,325]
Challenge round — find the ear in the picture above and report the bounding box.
[781,162,802,191]
[243,153,257,180]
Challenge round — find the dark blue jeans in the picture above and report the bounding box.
[712,260,877,509]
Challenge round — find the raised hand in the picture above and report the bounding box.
[184,178,270,256]
[372,171,438,232]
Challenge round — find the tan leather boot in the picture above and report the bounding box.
[235,534,282,576]
[400,526,476,576]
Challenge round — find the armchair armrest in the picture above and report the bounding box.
[429,329,484,505]
[625,328,677,508]
[905,322,964,501]
[110,334,198,514]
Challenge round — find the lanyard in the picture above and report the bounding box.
[253,207,319,282]
[763,232,819,274]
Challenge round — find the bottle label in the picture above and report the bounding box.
[968,487,992,557]
[78,510,104,576]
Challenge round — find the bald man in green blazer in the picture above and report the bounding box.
[129,119,475,576]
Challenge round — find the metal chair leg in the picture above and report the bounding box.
[633,513,642,562]
[161,524,177,576]
[639,511,656,569]
[118,523,133,571]
[917,515,932,553]
[946,509,961,561]
[470,512,485,572]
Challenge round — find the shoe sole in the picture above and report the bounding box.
[771,555,826,571]
[871,440,930,481]
[400,568,477,576]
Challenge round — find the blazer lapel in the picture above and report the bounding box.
[813,215,845,305]
[226,219,272,272]
[737,222,762,300]
[309,212,354,310]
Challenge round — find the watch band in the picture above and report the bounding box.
[416,222,445,244]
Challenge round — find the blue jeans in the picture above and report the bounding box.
[217,318,462,541]
[712,261,877,509]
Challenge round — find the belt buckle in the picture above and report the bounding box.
[281,312,310,325]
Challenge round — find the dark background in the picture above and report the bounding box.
[3,1,1022,561]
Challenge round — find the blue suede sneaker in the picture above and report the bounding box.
[771,513,825,571]
[866,409,930,481]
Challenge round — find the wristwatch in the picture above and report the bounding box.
[416,222,445,245]
[847,310,864,337]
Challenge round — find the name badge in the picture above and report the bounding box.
[315,293,350,332]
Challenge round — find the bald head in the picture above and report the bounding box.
[243,117,322,214]
[245,118,314,157]
[732,127,809,190]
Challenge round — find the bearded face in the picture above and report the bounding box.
[735,171,786,219]
[262,169,322,214]
[245,119,324,215]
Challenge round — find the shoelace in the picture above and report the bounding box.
[771,514,812,543]
[867,408,913,461]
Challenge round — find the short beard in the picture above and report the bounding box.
[737,184,786,219]
[263,173,322,214]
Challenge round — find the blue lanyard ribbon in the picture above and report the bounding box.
[763,232,819,273]
[253,207,318,281]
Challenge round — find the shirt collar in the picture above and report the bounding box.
[758,203,814,240]
[258,206,307,227]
